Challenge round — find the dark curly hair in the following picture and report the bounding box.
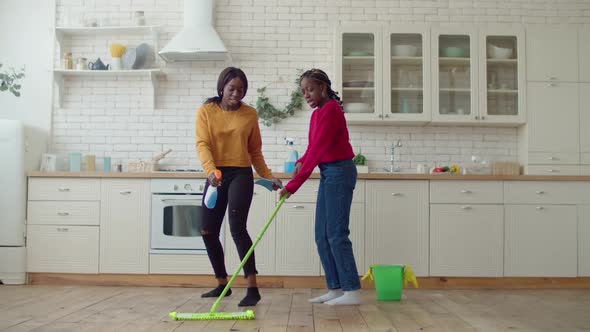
[205,67,249,104]
[298,68,342,107]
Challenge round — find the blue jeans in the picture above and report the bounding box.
[315,158,360,291]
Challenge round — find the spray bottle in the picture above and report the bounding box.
[284,137,299,173]
[204,170,222,209]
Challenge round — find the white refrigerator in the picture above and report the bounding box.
[0,119,26,284]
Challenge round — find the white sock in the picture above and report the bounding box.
[308,289,344,303]
[324,290,361,306]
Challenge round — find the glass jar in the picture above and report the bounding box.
[134,11,145,26]
[76,57,87,70]
[63,52,73,70]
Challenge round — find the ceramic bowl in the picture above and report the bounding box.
[392,45,418,57]
[488,44,513,59]
[122,43,155,70]
[344,102,371,113]
[441,47,467,58]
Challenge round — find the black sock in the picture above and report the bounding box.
[201,284,232,298]
[238,287,261,307]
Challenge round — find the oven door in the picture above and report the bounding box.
[151,193,218,252]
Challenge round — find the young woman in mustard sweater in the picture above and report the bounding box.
[195,67,281,307]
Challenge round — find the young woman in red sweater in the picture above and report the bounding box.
[279,69,361,305]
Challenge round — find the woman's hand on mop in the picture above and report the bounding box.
[271,178,283,191]
[278,187,291,199]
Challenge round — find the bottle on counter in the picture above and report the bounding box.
[284,137,298,174]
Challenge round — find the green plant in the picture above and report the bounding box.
[353,153,366,166]
[0,63,25,97]
[255,75,304,127]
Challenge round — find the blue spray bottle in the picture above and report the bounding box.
[284,137,298,174]
[204,170,222,209]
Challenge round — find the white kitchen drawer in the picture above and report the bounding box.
[27,201,99,226]
[150,254,212,274]
[582,153,590,164]
[525,165,580,176]
[527,152,579,165]
[28,178,100,201]
[430,181,503,204]
[504,181,583,205]
[26,225,99,273]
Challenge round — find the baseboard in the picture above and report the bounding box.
[26,273,590,289]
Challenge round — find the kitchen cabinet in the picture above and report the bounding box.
[478,26,526,125]
[99,179,150,274]
[578,205,590,276]
[365,180,429,276]
[430,181,503,277]
[431,26,478,123]
[504,182,578,277]
[53,26,162,108]
[334,25,383,123]
[26,178,100,273]
[430,204,503,277]
[580,84,590,166]
[526,82,580,170]
[526,25,578,82]
[383,25,431,123]
[224,184,277,275]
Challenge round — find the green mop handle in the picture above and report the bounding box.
[210,194,288,314]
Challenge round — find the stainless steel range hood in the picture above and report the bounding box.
[158,0,228,62]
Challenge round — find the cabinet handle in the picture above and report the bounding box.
[57,212,70,216]
[474,115,479,120]
[547,76,557,80]
[548,169,560,173]
[253,192,258,195]
[391,193,403,196]
[378,114,383,119]
[119,190,132,195]
[547,157,559,160]
[314,190,319,192]
[384,114,390,118]
[58,187,70,192]
[547,83,557,87]
[461,206,472,210]
[57,227,69,232]
[460,189,472,194]
[535,190,545,195]
[292,205,304,209]
[481,116,485,120]
[536,206,544,210]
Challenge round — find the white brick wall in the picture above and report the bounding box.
[52,0,587,172]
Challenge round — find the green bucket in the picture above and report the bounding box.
[371,264,403,301]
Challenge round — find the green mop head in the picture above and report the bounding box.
[169,310,255,321]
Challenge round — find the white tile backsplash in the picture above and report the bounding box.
[51,0,587,172]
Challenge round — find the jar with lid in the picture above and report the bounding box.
[76,57,87,70]
[63,52,73,70]
[134,11,145,26]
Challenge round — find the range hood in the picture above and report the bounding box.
[159,0,228,62]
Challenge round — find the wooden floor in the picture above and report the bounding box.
[1,286,589,331]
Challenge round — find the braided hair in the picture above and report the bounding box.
[298,68,343,108]
[204,67,249,105]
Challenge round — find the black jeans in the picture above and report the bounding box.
[201,167,257,279]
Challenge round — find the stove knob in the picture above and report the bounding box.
[184,184,193,191]
[174,185,179,191]
[199,184,204,192]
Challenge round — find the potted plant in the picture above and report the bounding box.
[0,63,25,97]
[353,152,368,173]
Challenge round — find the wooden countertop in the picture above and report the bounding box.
[27,171,590,181]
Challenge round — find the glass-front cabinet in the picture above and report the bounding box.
[334,25,383,123]
[432,27,478,123]
[479,27,525,124]
[384,25,431,122]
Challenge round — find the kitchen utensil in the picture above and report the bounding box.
[441,47,467,57]
[344,102,371,113]
[392,44,418,57]
[488,44,513,59]
[88,58,109,70]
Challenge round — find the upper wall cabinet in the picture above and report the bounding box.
[526,25,578,82]
[383,25,432,123]
[431,26,478,123]
[334,25,383,123]
[580,25,590,82]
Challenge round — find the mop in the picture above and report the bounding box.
[169,179,286,321]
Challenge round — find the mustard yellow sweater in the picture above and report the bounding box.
[195,102,273,178]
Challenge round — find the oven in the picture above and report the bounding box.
[151,178,223,254]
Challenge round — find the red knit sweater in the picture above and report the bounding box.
[285,99,354,194]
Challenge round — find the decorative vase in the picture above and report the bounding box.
[111,57,122,71]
